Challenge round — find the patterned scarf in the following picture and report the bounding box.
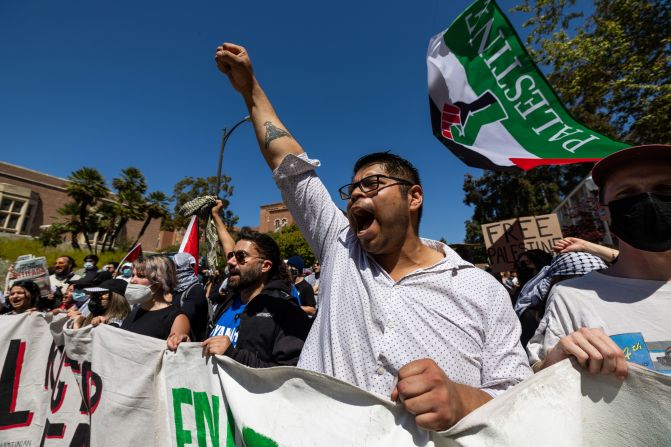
[179,196,219,272]
[514,252,607,316]
[173,252,200,293]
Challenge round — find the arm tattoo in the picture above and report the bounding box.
[263,121,293,149]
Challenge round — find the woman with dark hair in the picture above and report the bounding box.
[5,281,41,314]
[120,256,191,349]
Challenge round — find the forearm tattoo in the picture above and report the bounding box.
[263,121,293,149]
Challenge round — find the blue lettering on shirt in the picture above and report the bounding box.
[210,296,246,347]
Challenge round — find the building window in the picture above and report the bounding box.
[274,219,281,230]
[281,218,288,227]
[0,197,27,233]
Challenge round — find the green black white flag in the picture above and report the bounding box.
[427,0,628,171]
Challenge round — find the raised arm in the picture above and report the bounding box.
[215,43,304,170]
[211,200,235,255]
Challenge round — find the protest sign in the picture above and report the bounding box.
[2,313,671,446]
[481,213,562,272]
[4,255,51,297]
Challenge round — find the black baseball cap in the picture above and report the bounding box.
[591,144,671,189]
[85,278,128,296]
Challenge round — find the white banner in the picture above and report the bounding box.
[1,313,670,446]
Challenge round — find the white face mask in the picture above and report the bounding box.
[124,284,152,306]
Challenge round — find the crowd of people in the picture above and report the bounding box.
[1,43,669,434]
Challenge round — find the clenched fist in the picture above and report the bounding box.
[215,43,255,94]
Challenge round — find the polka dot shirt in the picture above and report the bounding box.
[274,153,532,398]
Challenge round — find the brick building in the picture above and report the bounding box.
[259,202,295,233]
[0,161,171,250]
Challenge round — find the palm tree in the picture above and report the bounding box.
[131,191,170,248]
[57,201,83,249]
[106,167,147,250]
[64,168,109,251]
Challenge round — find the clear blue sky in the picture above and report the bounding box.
[1,0,539,243]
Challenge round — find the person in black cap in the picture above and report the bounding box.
[71,279,131,329]
[67,270,113,319]
[529,144,671,378]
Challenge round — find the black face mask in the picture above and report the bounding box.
[608,192,671,252]
[88,299,106,317]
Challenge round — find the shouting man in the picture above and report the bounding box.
[214,43,531,431]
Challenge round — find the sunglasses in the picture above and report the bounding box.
[227,250,263,264]
[338,174,413,200]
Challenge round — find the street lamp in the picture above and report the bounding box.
[215,115,251,196]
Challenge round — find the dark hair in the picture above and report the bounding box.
[10,280,41,309]
[109,262,119,269]
[57,255,77,269]
[84,254,99,263]
[238,227,282,281]
[352,151,423,227]
[516,249,553,269]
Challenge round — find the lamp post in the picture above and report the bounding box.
[215,115,251,196]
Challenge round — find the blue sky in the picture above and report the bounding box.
[1,0,541,243]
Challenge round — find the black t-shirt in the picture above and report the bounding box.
[173,283,209,342]
[295,280,316,308]
[121,305,182,340]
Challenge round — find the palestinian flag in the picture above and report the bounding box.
[178,215,199,274]
[427,0,629,171]
[116,244,143,273]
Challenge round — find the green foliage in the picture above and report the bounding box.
[64,167,109,251]
[268,224,316,266]
[104,167,148,250]
[463,164,590,242]
[169,176,238,231]
[37,224,68,247]
[0,237,128,271]
[513,0,671,144]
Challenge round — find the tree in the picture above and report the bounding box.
[38,223,68,247]
[64,167,109,252]
[513,0,671,144]
[104,167,148,251]
[463,0,670,242]
[170,175,238,231]
[463,164,590,242]
[268,224,316,266]
[56,201,83,249]
[131,191,170,248]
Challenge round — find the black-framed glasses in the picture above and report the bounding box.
[227,250,263,264]
[338,174,413,200]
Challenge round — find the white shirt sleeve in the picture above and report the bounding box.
[273,153,349,262]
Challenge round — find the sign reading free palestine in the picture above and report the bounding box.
[427,0,629,171]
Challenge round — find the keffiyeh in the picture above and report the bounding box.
[514,252,607,316]
[179,196,219,271]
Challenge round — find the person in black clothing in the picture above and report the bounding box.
[172,252,209,341]
[287,255,317,316]
[199,228,312,367]
[121,256,191,348]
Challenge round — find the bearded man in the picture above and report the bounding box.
[203,228,312,367]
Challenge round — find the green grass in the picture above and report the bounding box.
[0,237,129,279]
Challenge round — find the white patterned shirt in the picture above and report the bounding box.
[274,153,531,398]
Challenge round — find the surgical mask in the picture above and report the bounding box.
[608,192,671,252]
[124,284,152,306]
[84,262,95,270]
[121,268,132,279]
[72,291,88,304]
[88,299,106,316]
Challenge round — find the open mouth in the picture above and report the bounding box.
[350,207,376,237]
